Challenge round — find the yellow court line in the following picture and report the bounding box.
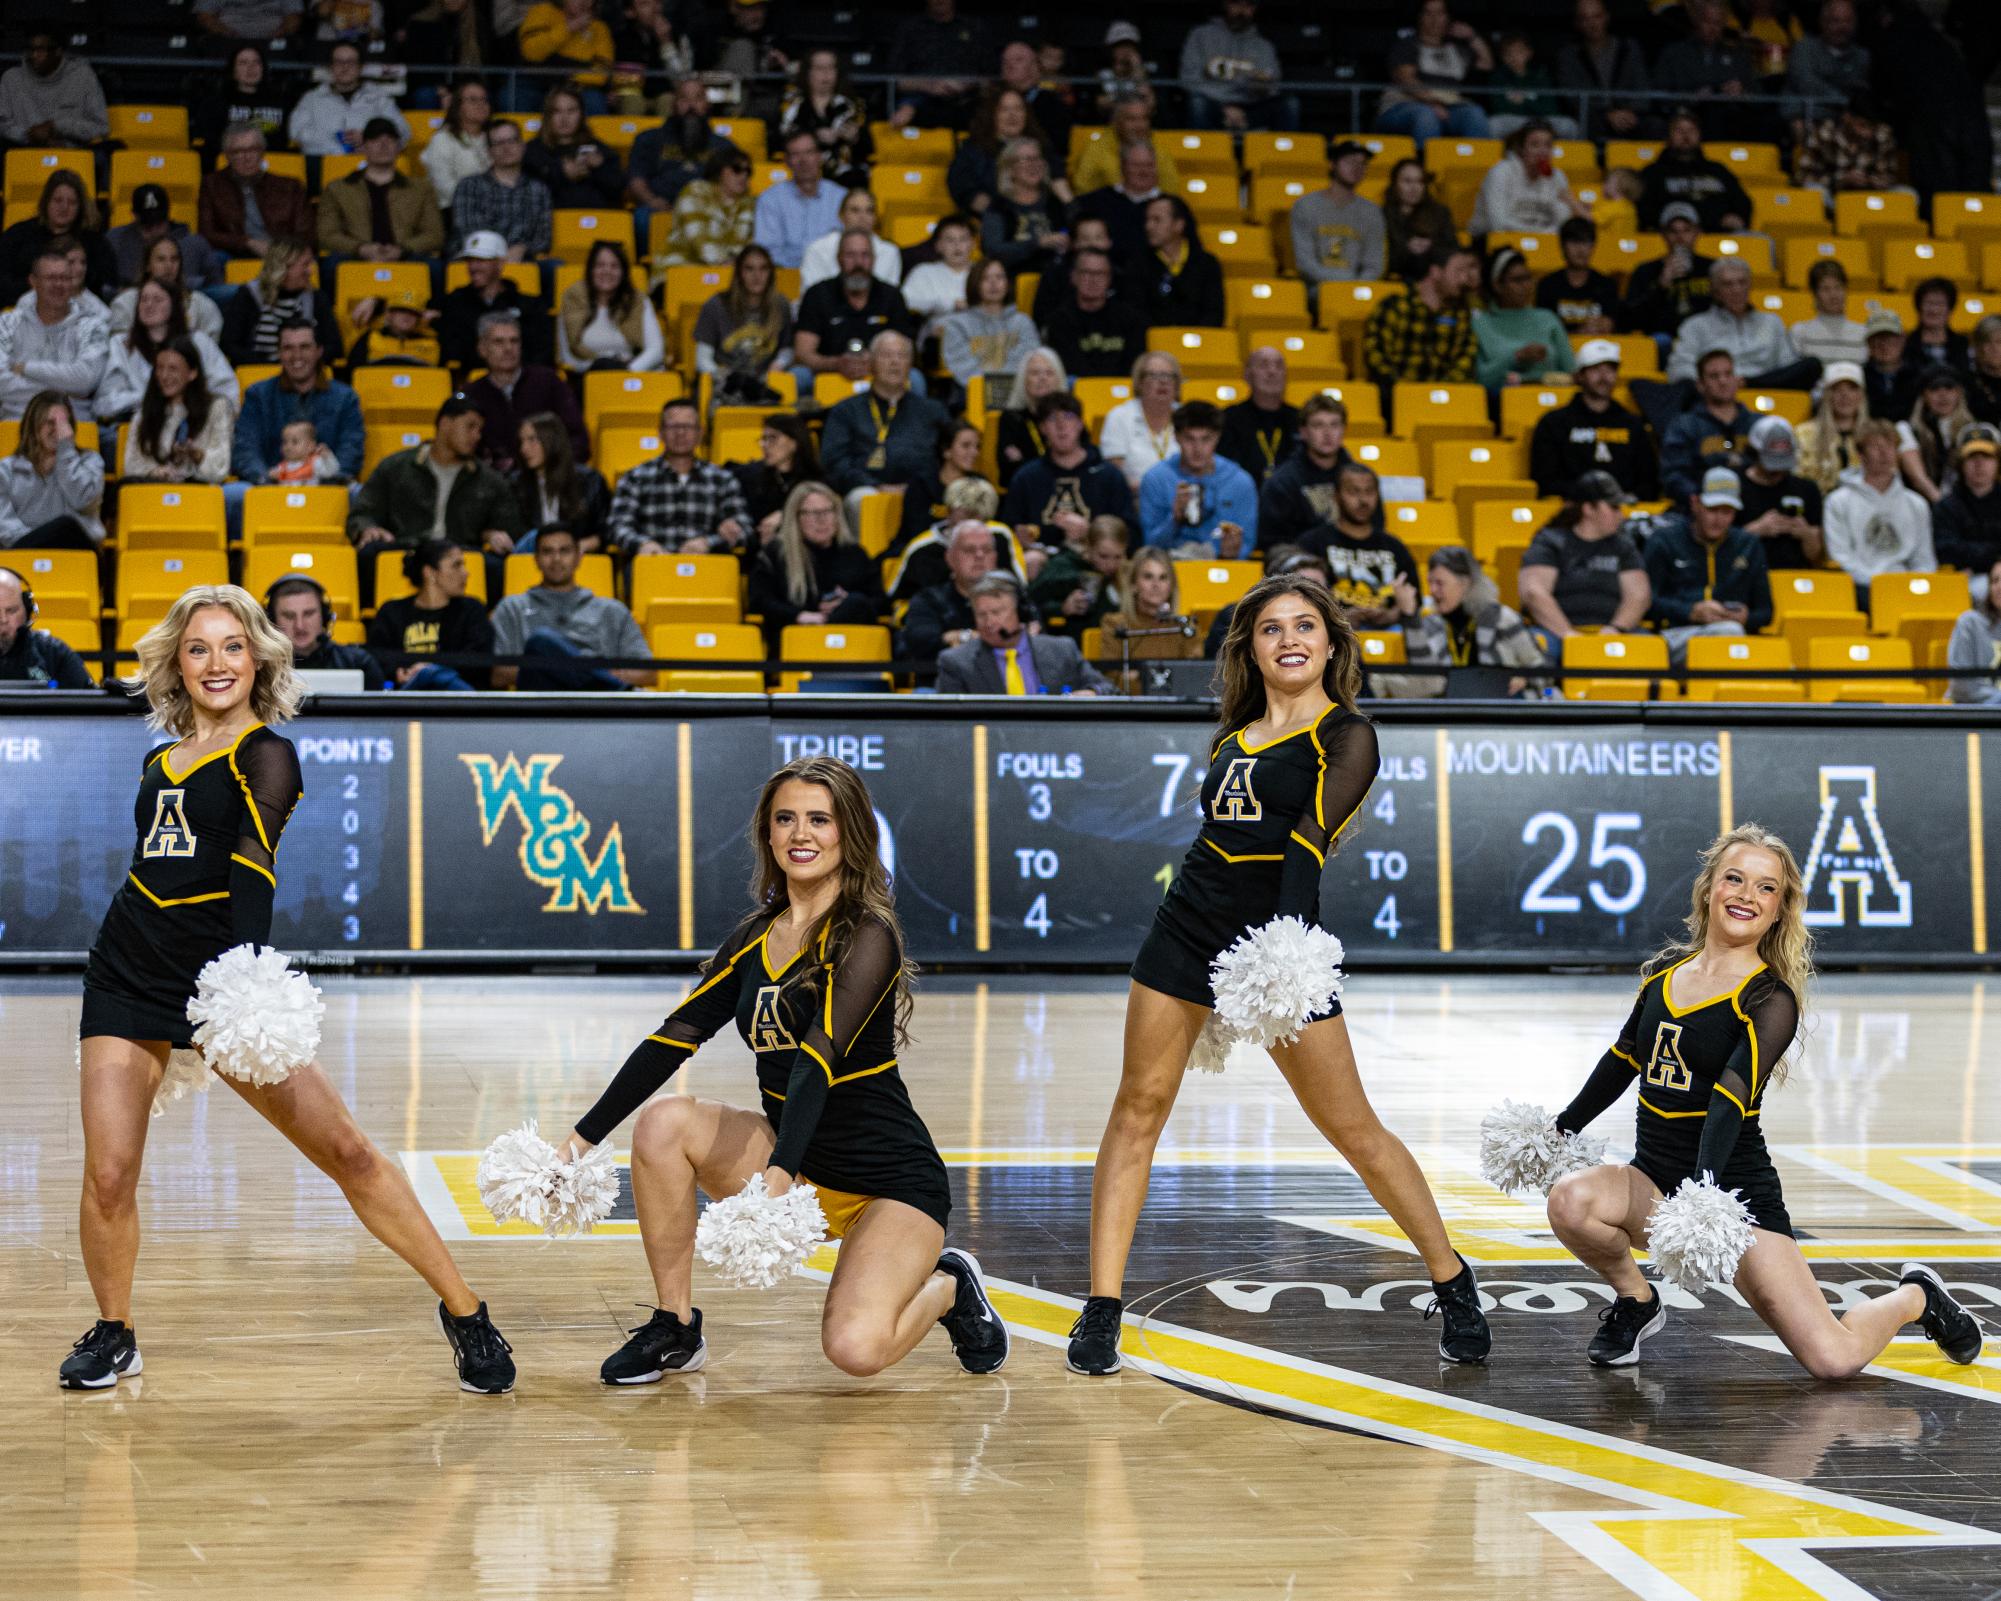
[676,721,694,950]
[1724,1334,2001,1402]
[1970,731,1987,956]
[406,720,424,950]
[973,723,990,953]
[1434,727,1454,953]
[1775,1145,2001,1231]
[1718,727,1734,833]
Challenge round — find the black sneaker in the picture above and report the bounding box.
[438,1301,516,1394]
[1066,1295,1124,1375]
[600,1307,707,1385]
[935,1247,1010,1374]
[1424,1255,1492,1365]
[1901,1264,1983,1364]
[1588,1290,1667,1367]
[59,1319,141,1390]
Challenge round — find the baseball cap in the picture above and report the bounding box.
[1699,466,1743,509]
[383,287,424,311]
[1104,21,1141,45]
[1864,310,1905,339]
[1821,359,1865,390]
[1748,415,1797,471]
[1329,139,1372,164]
[437,392,479,421]
[1920,362,1964,391]
[1570,469,1626,504]
[459,229,508,260]
[1576,338,1622,370]
[1960,423,2001,458]
[132,183,170,224]
[362,115,401,143]
[1659,201,1701,229]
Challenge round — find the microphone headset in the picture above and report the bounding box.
[0,565,35,620]
[263,574,335,628]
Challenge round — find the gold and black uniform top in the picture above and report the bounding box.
[85,723,304,1006]
[576,912,950,1226]
[1557,958,1800,1189]
[1156,705,1379,956]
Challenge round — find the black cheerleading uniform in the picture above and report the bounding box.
[81,723,304,1048]
[1132,704,1378,1013]
[1556,959,1800,1237]
[574,913,951,1230]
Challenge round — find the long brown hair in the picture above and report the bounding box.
[135,336,217,464]
[1212,573,1363,733]
[730,757,917,1044]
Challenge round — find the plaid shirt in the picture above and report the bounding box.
[450,172,554,256]
[1364,292,1476,385]
[1796,118,1899,194]
[606,455,751,552]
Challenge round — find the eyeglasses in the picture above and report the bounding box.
[799,504,839,519]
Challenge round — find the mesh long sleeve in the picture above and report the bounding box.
[1696,979,1798,1178]
[768,919,903,1177]
[1555,985,1647,1134]
[228,734,302,947]
[1276,715,1380,923]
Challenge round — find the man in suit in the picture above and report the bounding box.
[935,573,1112,695]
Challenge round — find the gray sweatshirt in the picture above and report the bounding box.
[940,307,1040,386]
[0,57,109,145]
[0,442,107,547]
[1822,465,1937,586]
[1289,190,1386,285]
[490,585,647,661]
[0,297,110,421]
[1947,606,2001,704]
[1179,21,1281,107]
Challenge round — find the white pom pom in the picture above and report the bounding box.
[1478,1100,1607,1196]
[1647,1176,1756,1293]
[1185,1014,1263,1075]
[185,944,323,1086]
[1209,916,1346,1047]
[475,1120,619,1235]
[551,1139,621,1236]
[695,1174,828,1289]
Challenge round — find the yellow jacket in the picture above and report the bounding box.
[1070,136,1182,197]
[519,3,614,86]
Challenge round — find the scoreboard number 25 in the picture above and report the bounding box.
[1520,810,1647,916]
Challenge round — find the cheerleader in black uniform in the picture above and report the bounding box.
[1069,573,1493,1375]
[553,757,1009,1384]
[66,585,515,1394]
[1547,824,1982,1374]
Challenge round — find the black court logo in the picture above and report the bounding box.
[1211,757,1263,822]
[142,788,196,859]
[1645,1022,1692,1091]
[748,985,798,1052]
[1801,765,1911,929]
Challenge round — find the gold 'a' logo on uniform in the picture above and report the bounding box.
[748,984,798,1052]
[1645,1022,1692,1091]
[142,788,196,858]
[1211,756,1263,822]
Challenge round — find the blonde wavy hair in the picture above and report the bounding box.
[127,584,304,735]
[1652,823,1815,1085]
[254,237,312,308]
[1111,546,1182,632]
[773,480,855,610]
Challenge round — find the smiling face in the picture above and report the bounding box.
[767,779,843,894]
[153,347,193,400]
[946,424,982,473]
[1428,560,1470,612]
[1707,843,1784,948]
[1251,593,1328,692]
[180,606,258,717]
[797,488,839,546]
[135,278,175,333]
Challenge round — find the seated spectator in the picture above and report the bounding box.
[1376,0,1492,145]
[1027,513,1130,633]
[904,214,978,348]
[951,87,1060,218]
[267,417,341,484]
[0,249,108,422]
[289,40,408,156]
[1180,0,1294,132]
[1072,147,1164,269]
[936,572,1111,693]
[110,237,223,347]
[0,391,103,548]
[602,396,751,555]
[1005,37,1075,161]
[820,332,948,507]
[695,243,794,404]
[1643,466,1771,664]
[523,86,623,212]
[1658,350,1757,500]
[707,0,792,92]
[1517,471,1650,648]
[199,127,314,265]
[1789,259,1866,370]
[0,563,91,685]
[1530,339,1657,499]
[490,524,650,691]
[1380,162,1460,281]
[1797,359,1867,493]
[1094,22,1152,117]
[1902,277,1970,376]
[348,288,441,367]
[1297,460,1419,627]
[1823,419,1936,595]
[196,0,308,44]
[1487,31,1575,140]
[519,0,615,97]
[1475,247,1576,393]
[226,240,343,367]
[1652,260,1819,431]
[1111,545,1205,669]
[941,258,1039,393]
[981,140,1071,278]
[1734,415,1824,567]
[896,420,988,544]
[1138,197,1226,330]
[1899,365,1976,504]
[1101,351,1183,493]
[1038,250,1148,381]
[232,319,364,486]
[1289,141,1386,296]
[0,30,109,153]
[793,234,917,389]
[1947,554,2001,702]
[1554,0,1650,141]
[1593,167,1643,237]
[1470,122,1588,239]
[1653,0,1758,118]
[1638,111,1750,232]
[366,538,493,690]
[1860,309,1916,422]
[557,241,664,371]
[903,519,1001,664]
[121,338,235,485]
[1966,315,2001,426]
[1137,400,1258,557]
[513,411,609,550]
[779,49,874,192]
[0,173,115,309]
[1003,392,1136,551]
[195,42,290,159]
[463,312,586,474]
[627,77,715,226]
[99,279,236,423]
[995,346,1067,486]
[746,481,885,646]
[1259,394,1356,547]
[264,575,385,688]
[421,79,492,214]
[1401,545,1544,696]
[1931,424,2001,584]
[1070,95,1180,199]
[735,413,822,541]
[448,120,552,264]
[799,189,902,292]
[888,476,1025,603]
[1795,94,1900,198]
[1218,347,1299,489]
[1787,0,1870,125]
[349,393,522,602]
[660,146,757,268]
[1622,205,1714,341]
[435,231,552,368]
[107,188,218,300]
[885,0,988,131]
[1536,218,1619,338]
[317,118,444,264]
[753,129,847,272]
[1363,247,1481,395]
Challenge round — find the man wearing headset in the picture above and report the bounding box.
[0,566,93,687]
[264,574,387,688]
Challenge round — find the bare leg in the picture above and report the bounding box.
[1269,1016,1462,1283]
[77,1038,167,1325]
[1547,1164,1662,1302]
[1736,1229,1926,1379]
[1086,982,1209,1298]
[219,1063,481,1316]
[626,1096,774,1320]
[819,1199,952,1376]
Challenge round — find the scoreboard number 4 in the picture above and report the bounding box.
[1520,811,1647,916]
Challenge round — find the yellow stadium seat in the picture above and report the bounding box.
[352,366,454,428]
[1807,634,1919,702]
[373,545,488,608]
[650,622,766,693]
[4,147,90,208]
[1073,378,1133,432]
[1547,142,1602,181]
[242,546,359,619]
[334,261,432,340]
[1592,234,1667,280]
[1751,187,1827,239]
[320,153,365,187]
[708,117,767,160]
[211,149,308,186]
[117,484,226,551]
[1703,233,1774,275]
[364,426,431,475]
[1210,224,1278,276]
[1952,292,1999,333]
[107,104,190,148]
[1176,173,1240,225]
[1248,174,1313,227]
[1148,326,1243,377]
[583,370,684,442]
[1181,379,1245,409]
[1255,328,1342,380]
[109,150,201,218]
[1568,331,1660,377]
[1349,437,1423,480]
[631,552,742,629]
[1243,133,1326,178]
[1315,279,1402,332]
[1741,390,1812,425]
[1880,239,1972,293]
[1933,193,2001,247]
[505,551,613,598]
[1834,190,1921,239]
[1430,438,1531,504]
[1356,630,1408,669]
[1767,568,1856,621]
[1702,141,1781,179]
[1753,288,1813,324]
[1870,570,1970,635]
[1163,129,1236,175]
[1383,501,1460,555]
[1562,632,1667,700]
[1357,134,1416,167]
[242,485,350,548]
[870,122,950,166]
[1283,380,1384,434]
[1604,141,1662,171]
[777,623,891,692]
[1847,288,1914,327]
[1471,498,1559,561]
[551,208,636,264]
[1683,634,1802,701]
[8,549,99,620]
[597,426,667,483]
[116,550,229,621]
[585,114,661,156]
[1781,611,1869,654]
[1784,237,1875,291]
[1172,560,1262,629]
[1393,382,1490,445]
[1226,278,1309,327]
[870,164,950,211]
[1424,137,1502,176]
[856,491,905,558]
[1497,384,1571,440]
[38,614,102,661]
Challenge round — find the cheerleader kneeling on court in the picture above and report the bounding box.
[1541,824,1982,1374]
[67,585,514,1394]
[552,757,1008,1384]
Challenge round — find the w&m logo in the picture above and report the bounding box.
[460,753,644,914]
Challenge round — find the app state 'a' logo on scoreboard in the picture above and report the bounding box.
[460,753,645,914]
[1800,765,1911,928]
